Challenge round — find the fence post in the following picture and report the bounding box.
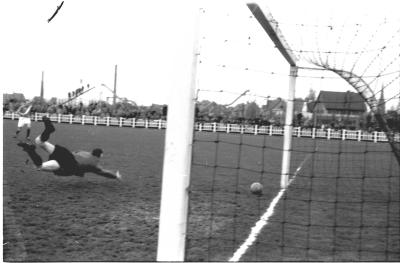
[69,114,73,124]
[94,116,97,126]
[158,119,162,129]
[106,117,110,126]
[57,114,61,123]
[327,128,331,140]
[119,118,123,127]
[34,112,38,122]
[358,130,362,141]
[82,115,85,125]
[342,129,346,140]
[227,124,230,133]
[374,131,378,143]
[312,128,316,139]
[254,125,258,135]
[269,125,273,136]
[240,125,244,134]
[132,118,136,128]
[213,122,217,133]
[11,112,15,120]
[198,123,202,132]
[145,119,149,129]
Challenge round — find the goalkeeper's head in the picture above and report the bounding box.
[92,148,103,158]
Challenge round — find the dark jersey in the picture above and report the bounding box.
[73,151,101,174]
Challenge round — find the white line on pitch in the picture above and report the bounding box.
[229,154,312,262]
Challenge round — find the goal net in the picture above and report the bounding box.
[158,1,400,261]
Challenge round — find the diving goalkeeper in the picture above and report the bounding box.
[18,116,122,180]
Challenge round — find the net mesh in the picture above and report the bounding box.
[184,2,399,261]
[186,131,399,261]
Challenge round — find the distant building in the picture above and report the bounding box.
[263,98,306,124]
[312,91,367,129]
[264,98,285,118]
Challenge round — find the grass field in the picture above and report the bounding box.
[187,132,399,261]
[3,119,399,261]
[3,119,164,261]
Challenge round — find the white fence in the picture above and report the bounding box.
[4,111,399,143]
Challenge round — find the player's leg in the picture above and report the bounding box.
[34,116,56,154]
[40,160,61,172]
[14,128,21,138]
[17,142,61,172]
[14,119,23,138]
[17,142,43,167]
[26,119,32,140]
[40,116,55,142]
[35,137,56,154]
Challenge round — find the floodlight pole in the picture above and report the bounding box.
[113,65,117,105]
[247,2,298,188]
[157,3,200,261]
[40,71,44,99]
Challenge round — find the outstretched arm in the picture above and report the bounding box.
[91,166,121,180]
[15,105,23,115]
[20,105,32,116]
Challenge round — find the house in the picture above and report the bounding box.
[264,98,285,117]
[312,91,367,129]
[262,98,307,124]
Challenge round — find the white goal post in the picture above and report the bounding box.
[157,2,298,261]
[156,3,201,262]
[247,2,298,188]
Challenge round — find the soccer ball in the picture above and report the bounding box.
[250,182,263,195]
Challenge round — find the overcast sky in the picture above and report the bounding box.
[1,0,399,108]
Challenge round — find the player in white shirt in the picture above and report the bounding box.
[14,100,33,140]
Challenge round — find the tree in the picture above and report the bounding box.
[296,113,303,127]
[49,97,58,105]
[305,88,317,102]
[244,101,260,123]
[162,105,168,119]
[231,103,245,123]
[386,110,400,132]
[31,96,47,113]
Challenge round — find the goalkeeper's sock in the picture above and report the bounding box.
[17,142,43,167]
[40,116,55,142]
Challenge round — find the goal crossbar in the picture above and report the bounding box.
[247,3,298,66]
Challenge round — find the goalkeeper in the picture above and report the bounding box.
[17,116,122,180]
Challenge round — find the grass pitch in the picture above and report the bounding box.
[3,119,399,261]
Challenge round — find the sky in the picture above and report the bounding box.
[1,0,399,109]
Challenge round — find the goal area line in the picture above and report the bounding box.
[229,153,312,261]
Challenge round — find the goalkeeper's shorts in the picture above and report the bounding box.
[49,145,79,176]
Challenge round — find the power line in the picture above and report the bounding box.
[198,61,400,80]
[267,18,400,29]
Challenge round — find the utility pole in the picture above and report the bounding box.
[113,65,117,105]
[40,71,44,100]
